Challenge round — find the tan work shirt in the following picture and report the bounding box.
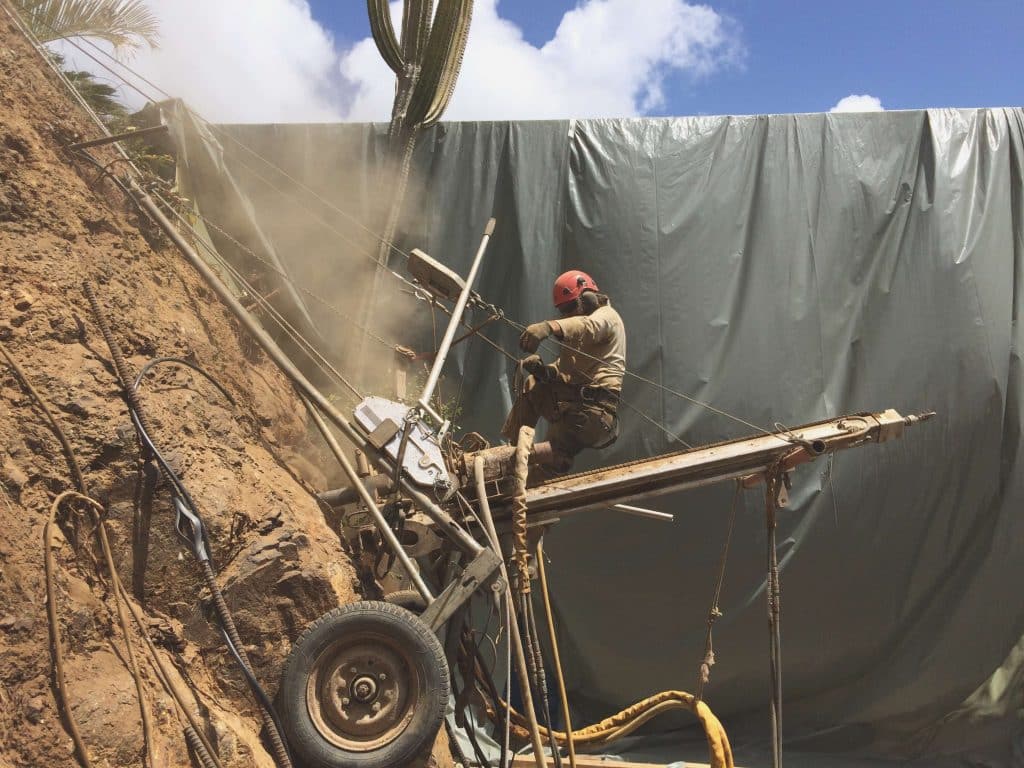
[553,303,626,392]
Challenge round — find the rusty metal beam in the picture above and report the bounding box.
[65,123,169,151]
[518,409,932,523]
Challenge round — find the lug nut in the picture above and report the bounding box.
[342,697,350,706]
[379,673,387,681]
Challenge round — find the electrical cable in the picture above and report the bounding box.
[133,356,236,404]
[219,626,295,767]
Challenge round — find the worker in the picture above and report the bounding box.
[501,269,626,471]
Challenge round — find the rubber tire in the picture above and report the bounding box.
[279,601,449,768]
[383,589,427,615]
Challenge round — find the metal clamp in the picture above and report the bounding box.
[173,496,209,563]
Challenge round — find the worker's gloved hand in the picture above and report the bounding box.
[521,354,557,382]
[519,321,552,353]
[521,354,545,376]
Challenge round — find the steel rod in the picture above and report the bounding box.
[418,217,495,416]
[611,504,675,522]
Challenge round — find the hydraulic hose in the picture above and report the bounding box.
[537,538,577,768]
[474,455,544,768]
[523,593,563,768]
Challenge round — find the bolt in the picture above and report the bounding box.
[342,697,350,706]
[350,667,358,674]
[378,673,387,681]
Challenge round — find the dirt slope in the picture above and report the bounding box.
[0,13,451,768]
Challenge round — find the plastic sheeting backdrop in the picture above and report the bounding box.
[167,106,1024,766]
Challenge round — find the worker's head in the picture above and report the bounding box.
[553,270,600,317]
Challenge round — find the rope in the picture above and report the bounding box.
[115,580,225,768]
[0,341,86,491]
[2,336,224,767]
[765,467,784,768]
[44,493,98,768]
[60,493,157,768]
[697,481,742,701]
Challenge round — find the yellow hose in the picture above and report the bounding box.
[493,690,733,768]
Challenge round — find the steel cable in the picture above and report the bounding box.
[32,16,805,446]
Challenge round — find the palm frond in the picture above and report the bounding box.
[21,0,159,52]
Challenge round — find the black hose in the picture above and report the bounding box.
[450,668,492,768]
[133,356,236,406]
[220,626,294,767]
[82,281,155,446]
[183,725,220,768]
[464,632,509,768]
[83,284,292,768]
[524,594,563,768]
[200,561,292,768]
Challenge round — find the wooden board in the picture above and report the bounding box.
[511,756,723,768]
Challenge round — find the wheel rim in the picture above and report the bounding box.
[305,630,421,752]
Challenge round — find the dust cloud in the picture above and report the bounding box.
[198,122,445,411]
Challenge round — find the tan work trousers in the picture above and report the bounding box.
[501,375,618,467]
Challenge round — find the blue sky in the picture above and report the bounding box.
[308,0,1022,117]
[68,1,1022,124]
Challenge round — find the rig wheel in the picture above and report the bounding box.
[280,601,449,768]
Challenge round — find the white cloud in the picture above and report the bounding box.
[830,94,884,113]
[55,0,742,123]
[343,0,744,120]
[56,0,347,123]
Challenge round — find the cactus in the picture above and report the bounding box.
[367,0,474,268]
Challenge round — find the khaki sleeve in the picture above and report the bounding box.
[555,307,614,346]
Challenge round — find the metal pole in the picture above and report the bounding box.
[611,504,675,522]
[418,218,495,417]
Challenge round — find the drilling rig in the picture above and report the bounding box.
[275,219,933,768]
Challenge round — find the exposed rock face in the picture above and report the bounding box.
[0,14,452,768]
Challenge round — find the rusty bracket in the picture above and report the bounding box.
[420,547,503,631]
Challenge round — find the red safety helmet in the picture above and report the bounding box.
[553,270,599,309]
